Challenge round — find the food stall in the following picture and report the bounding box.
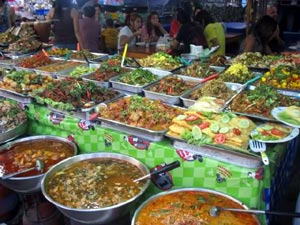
[0,36,299,224]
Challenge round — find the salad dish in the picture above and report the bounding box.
[250,122,299,143]
[271,106,300,128]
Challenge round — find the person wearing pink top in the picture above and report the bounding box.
[141,11,168,43]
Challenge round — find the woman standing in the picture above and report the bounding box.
[0,0,15,33]
[141,11,167,43]
[46,0,83,50]
[118,13,142,50]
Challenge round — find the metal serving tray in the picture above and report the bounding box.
[100,118,166,142]
[143,75,202,105]
[34,61,86,77]
[225,86,300,122]
[109,68,171,94]
[82,74,111,88]
[38,89,123,120]
[168,136,262,169]
[0,89,33,103]
[0,120,28,145]
[181,82,243,108]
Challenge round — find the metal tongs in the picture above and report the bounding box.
[218,75,262,112]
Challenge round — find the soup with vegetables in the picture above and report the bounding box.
[135,190,259,225]
[46,158,146,209]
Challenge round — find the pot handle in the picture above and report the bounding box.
[150,160,180,177]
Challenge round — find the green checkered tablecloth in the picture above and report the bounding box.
[24,103,288,223]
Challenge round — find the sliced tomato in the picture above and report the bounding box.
[214,133,226,144]
[261,130,270,136]
[198,121,210,130]
[185,115,199,121]
[270,128,285,137]
[232,128,241,136]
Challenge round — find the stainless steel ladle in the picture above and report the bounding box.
[1,159,44,180]
[209,206,300,218]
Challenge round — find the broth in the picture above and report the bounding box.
[135,191,259,225]
[46,158,146,209]
[0,139,75,177]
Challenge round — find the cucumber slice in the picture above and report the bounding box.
[192,126,202,140]
[238,119,250,129]
[176,115,187,120]
[221,114,231,123]
[219,127,230,134]
[262,124,273,130]
[210,122,220,133]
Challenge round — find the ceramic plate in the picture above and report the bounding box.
[250,123,299,143]
[288,46,297,50]
[271,107,300,128]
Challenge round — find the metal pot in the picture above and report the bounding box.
[0,135,77,193]
[131,188,261,225]
[41,152,151,224]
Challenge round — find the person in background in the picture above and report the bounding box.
[171,8,207,55]
[194,9,225,55]
[0,0,15,33]
[46,0,83,50]
[80,0,98,14]
[141,11,167,43]
[118,13,142,50]
[240,15,284,55]
[94,3,105,28]
[79,6,100,52]
[169,8,181,38]
[101,18,118,54]
[266,4,278,20]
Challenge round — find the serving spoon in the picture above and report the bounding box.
[134,160,180,182]
[1,159,44,180]
[209,206,300,218]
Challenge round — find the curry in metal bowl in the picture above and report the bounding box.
[45,156,148,209]
[132,188,260,225]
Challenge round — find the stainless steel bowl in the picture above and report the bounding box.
[0,135,77,193]
[41,152,151,224]
[131,188,261,225]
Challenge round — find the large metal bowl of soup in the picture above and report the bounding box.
[132,188,261,225]
[0,135,77,193]
[41,152,151,224]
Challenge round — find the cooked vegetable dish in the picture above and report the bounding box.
[46,158,146,209]
[0,99,27,132]
[188,80,235,101]
[148,76,198,96]
[99,95,184,131]
[135,190,259,225]
[117,68,159,86]
[33,77,119,110]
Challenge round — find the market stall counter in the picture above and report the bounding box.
[23,103,295,225]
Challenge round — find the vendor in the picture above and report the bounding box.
[240,15,284,55]
[46,0,83,50]
[0,0,15,33]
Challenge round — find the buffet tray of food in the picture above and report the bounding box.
[34,61,85,77]
[0,120,28,144]
[95,95,185,142]
[226,84,300,121]
[170,138,262,169]
[109,68,170,94]
[143,75,202,105]
[181,81,243,108]
[0,88,33,103]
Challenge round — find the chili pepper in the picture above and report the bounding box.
[167,87,172,95]
[86,90,91,100]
